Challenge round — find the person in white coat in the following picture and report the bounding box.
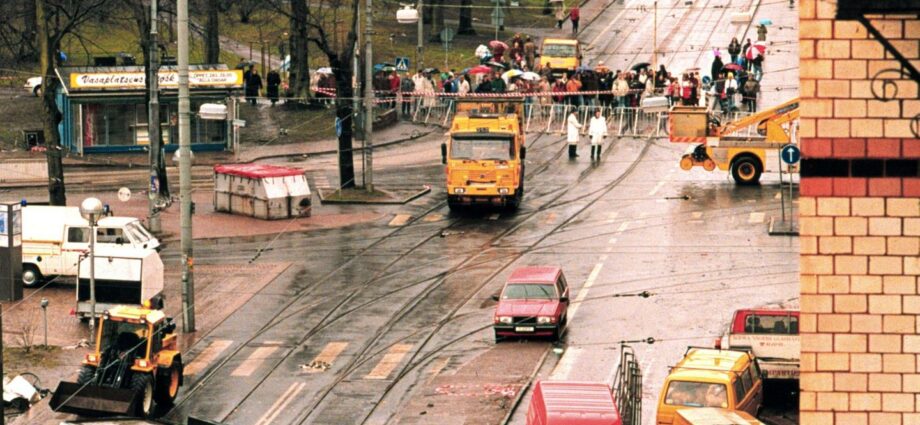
[566,110,583,158]
[588,109,608,160]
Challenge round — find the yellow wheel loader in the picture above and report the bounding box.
[50,305,183,417]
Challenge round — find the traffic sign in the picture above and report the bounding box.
[395,57,410,72]
[780,144,800,165]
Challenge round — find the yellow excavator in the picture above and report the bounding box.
[669,98,799,185]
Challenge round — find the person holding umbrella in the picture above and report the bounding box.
[588,109,608,161]
[566,108,582,159]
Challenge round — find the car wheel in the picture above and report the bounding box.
[22,265,42,287]
[33,86,41,97]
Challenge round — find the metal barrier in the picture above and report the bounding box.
[613,344,642,425]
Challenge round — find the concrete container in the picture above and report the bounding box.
[213,164,312,220]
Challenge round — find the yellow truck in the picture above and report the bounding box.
[669,98,799,185]
[441,98,526,210]
[539,38,582,78]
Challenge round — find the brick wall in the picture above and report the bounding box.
[799,1,920,424]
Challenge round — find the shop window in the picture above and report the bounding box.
[83,103,139,147]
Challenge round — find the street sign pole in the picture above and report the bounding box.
[178,0,196,332]
[364,0,375,193]
[147,0,161,233]
[771,144,800,236]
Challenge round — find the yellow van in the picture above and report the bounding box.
[656,348,763,425]
[539,38,581,77]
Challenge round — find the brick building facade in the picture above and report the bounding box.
[799,1,920,424]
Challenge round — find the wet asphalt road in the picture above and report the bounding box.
[155,1,801,424]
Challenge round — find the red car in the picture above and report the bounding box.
[492,266,570,341]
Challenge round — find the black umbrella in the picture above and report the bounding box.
[423,67,440,74]
[630,62,651,72]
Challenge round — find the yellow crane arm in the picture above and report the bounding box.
[719,97,800,142]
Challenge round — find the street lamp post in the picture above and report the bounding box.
[178,0,196,333]
[80,197,104,339]
[417,0,424,70]
[364,0,374,193]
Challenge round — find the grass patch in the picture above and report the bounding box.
[237,104,336,145]
[3,346,62,375]
[0,96,44,150]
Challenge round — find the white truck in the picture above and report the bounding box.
[717,308,800,380]
[76,246,164,321]
[21,205,159,287]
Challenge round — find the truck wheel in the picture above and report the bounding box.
[76,365,96,385]
[130,374,154,417]
[731,155,762,185]
[447,196,462,212]
[154,360,182,406]
[22,265,42,288]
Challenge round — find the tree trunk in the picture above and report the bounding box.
[290,0,310,100]
[431,0,444,41]
[205,0,220,63]
[36,0,65,206]
[331,56,355,189]
[458,0,475,35]
[21,0,38,61]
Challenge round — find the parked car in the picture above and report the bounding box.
[656,348,763,425]
[24,77,42,96]
[717,308,799,380]
[492,266,569,341]
[527,381,622,425]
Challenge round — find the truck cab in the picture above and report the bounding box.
[21,205,159,287]
[442,99,526,210]
[717,309,799,380]
[492,266,569,341]
[539,39,582,78]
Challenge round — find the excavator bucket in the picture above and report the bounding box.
[49,381,141,417]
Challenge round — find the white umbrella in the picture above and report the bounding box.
[316,67,334,74]
[520,71,541,81]
[475,44,491,59]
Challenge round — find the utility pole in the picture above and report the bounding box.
[147,0,162,233]
[364,0,374,192]
[178,0,195,332]
[652,1,658,71]
[417,0,424,70]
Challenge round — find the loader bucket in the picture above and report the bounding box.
[49,381,141,417]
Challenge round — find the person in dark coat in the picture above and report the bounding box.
[246,69,262,105]
[711,55,723,84]
[266,70,281,106]
[728,37,741,64]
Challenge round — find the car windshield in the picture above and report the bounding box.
[502,284,556,300]
[125,222,151,243]
[100,320,149,354]
[451,137,514,161]
[665,381,728,408]
[543,44,576,57]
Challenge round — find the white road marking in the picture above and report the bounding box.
[599,254,608,261]
[605,211,619,224]
[588,0,638,48]
[748,212,765,224]
[608,237,619,245]
[304,342,349,374]
[184,339,233,376]
[231,343,282,377]
[254,382,306,425]
[691,211,703,219]
[649,181,665,196]
[550,346,584,381]
[365,344,413,379]
[388,214,412,227]
[617,221,631,233]
[422,213,444,222]
[488,213,501,220]
[567,263,604,323]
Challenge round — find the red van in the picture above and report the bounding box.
[492,266,569,341]
[527,381,622,425]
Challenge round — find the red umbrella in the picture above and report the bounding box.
[745,43,765,60]
[466,65,492,75]
[722,63,743,72]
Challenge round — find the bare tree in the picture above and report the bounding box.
[0,0,39,63]
[458,0,476,35]
[204,0,220,63]
[36,0,113,205]
[303,0,361,188]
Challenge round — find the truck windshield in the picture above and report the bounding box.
[451,137,515,161]
[502,284,556,300]
[664,381,728,408]
[543,44,576,57]
[100,320,149,355]
[125,222,151,244]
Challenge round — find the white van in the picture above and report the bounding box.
[76,246,164,320]
[21,206,160,287]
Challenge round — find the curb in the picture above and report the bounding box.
[243,126,436,163]
[316,185,432,205]
[500,346,552,425]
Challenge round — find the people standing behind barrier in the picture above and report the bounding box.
[598,69,614,108]
[476,74,493,93]
[680,74,692,106]
[724,72,738,112]
[667,77,680,106]
[400,73,415,117]
[711,54,723,84]
[613,72,630,109]
[246,68,262,105]
[628,72,643,107]
[644,70,656,99]
[458,75,471,95]
[524,37,536,70]
[588,109,608,161]
[388,71,400,108]
[566,109,582,159]
[419,72,436,110]
[742,77,759,112]
[540,62,554,82]
[728,37,741,64]
[656,65,669,89]
[267,69,281,106]
[714,71,727,111]
[570,6,580,34]
[742,39,752,66]
[581,71,598,107]
[491,71,507,93]
[689,72,700,106]
[566,74,582,107]
[552,79,566,120]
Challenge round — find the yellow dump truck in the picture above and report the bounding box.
[539,38,582,78]
[669,98,799,185]
[441,98,526,210]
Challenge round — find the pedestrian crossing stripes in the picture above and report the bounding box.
[748,212,765,224]
[231,342,282,377]
[304,342,349,374]
[255,382,306,425]
[184,339,233,376]
[365,344,413,380]
[389,214,413,227]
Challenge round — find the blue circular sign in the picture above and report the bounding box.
[781,144,800,165]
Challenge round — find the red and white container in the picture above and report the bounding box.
[213,163,312,220]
